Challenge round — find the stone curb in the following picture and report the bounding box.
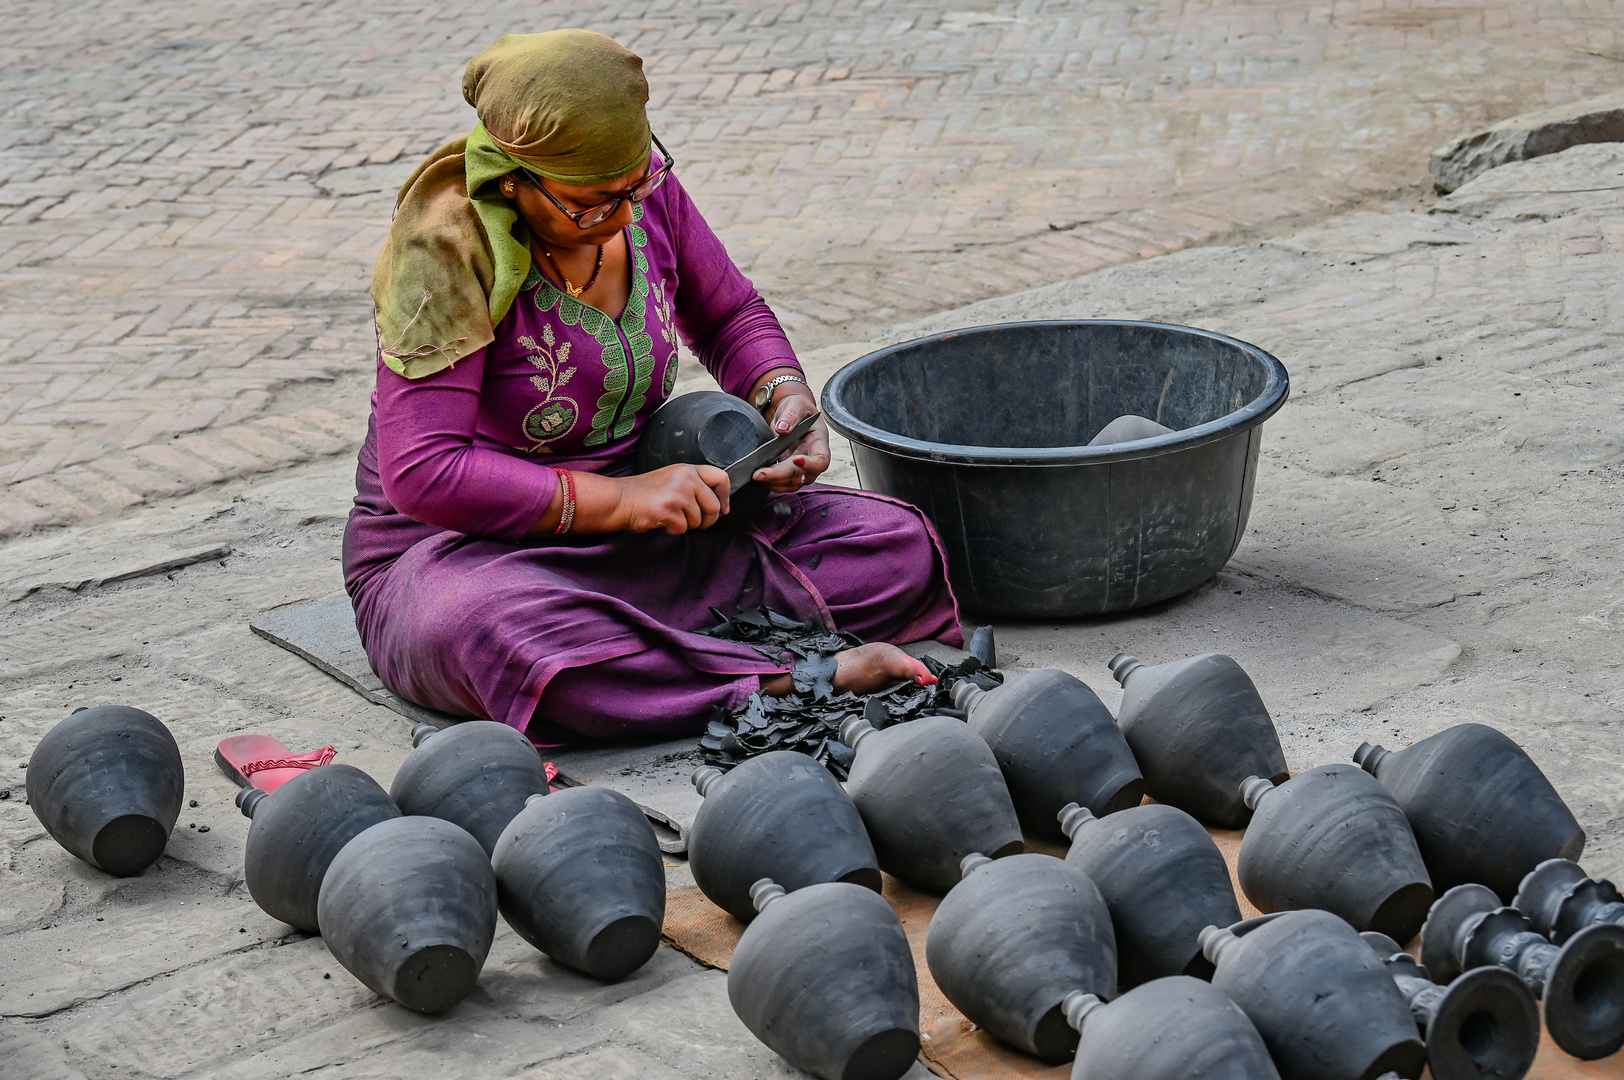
[1430,87,1624,193]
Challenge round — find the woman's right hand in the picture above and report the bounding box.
[613,464,731,533]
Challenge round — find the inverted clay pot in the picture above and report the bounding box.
[729,879,920,1080]
[926,852,1117,1063]
[26,705,184,876]
[1237,766,1434,943]
[238,763,401,932]
[1108,652,1288,828]
[1200,910,1427,1080]
[1059,801,1241,986]
[951,668,1144,839]
[1420,883,1624,1060]
[634,390,773,523]
[1359,932,1540,1080]
[1513,858,1624,943]
[688,753,880,922]
[390,721,552,855]
[316,815,497,1014]
[839,714,1023,894]
[1354,724,1585,902]
[490,786,665,981]
[1059,977,1281,1080]
[1087,413,1175,446]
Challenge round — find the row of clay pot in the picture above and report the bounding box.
[28,707,666,1014]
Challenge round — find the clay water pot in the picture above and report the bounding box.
[1108,652,1288,828]
[634,390,773,523]
[1059,977,1281,1080]
[1237,766,1434,942]
[1358,933,1540,1080]
[316,815,497,1014]
[688,753,880,922]
[490,786,664,981]
[26,705,184,877]
[1059,801,1240,986]
[950,669,1144,839]
[728,878,920,1080]
[237,763,401,932]
[838,714,1023,894]
[1513,858,1624,943]
[926,852,1117,1062]
[1087,413,1174,446]
[1354,725,1585,902]
[1200,910,1427,1080]
[390,721,552,855]
[1420,883,1624,1060]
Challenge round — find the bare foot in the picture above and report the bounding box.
[759,642,936,697]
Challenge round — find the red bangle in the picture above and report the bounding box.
[553,468,576,535]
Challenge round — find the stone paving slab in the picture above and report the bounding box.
[1,0,1621,537]
[1,97,1623,1080]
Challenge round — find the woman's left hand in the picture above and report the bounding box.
[755,389,830,492]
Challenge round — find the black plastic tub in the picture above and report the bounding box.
[821,320,1288,617]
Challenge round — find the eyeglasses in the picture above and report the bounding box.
[515,133,676,229]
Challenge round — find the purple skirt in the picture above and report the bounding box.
[342,424,962,744]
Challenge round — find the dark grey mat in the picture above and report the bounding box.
[249,593,701,851]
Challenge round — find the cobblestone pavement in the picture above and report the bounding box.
[1,133,1621,1078]
[1,0,1621,535]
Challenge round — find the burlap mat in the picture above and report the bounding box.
[661,828,1618,1079]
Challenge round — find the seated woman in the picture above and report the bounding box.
[344,30,962,745]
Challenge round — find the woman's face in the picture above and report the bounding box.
[510,158,651,249]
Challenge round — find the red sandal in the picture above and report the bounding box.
[215,734,337,793]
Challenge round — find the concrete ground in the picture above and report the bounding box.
[2,2,1623,1078]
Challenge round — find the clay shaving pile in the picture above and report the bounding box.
[697,606,1000,780]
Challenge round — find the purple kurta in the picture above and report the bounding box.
[343,173,960,744]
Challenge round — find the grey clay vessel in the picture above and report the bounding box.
[1201,910,1427,1080]
[1059,977,1280,1080]
[1059,801,1240,986]
[490,787,665,981]
[26,705,184,876]
[316,815,497,1014]
[238,763,401,932]
[1354,724,1585,902]
[1513,857,1624,943]
[1237,765,1434,943]
[728,879,920,1080]
[951,668,1144,839]
[688,752,880,922]
[1359,931,1540,1080]
[925,852,1117,1063]
[1420,882,1624,1060]
[1108,652,1288,829]
[391,721,552,855]
[839,714,1023,894]
[634,390,773,523]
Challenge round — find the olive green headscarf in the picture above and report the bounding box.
[371,30,651,379]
